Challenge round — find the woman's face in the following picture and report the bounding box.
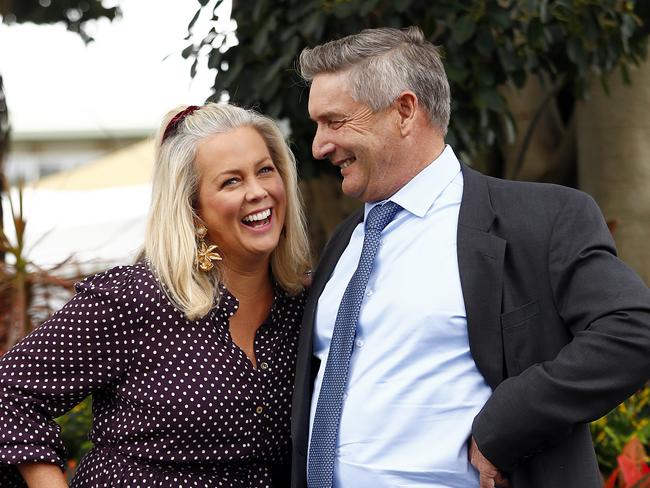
[194,126,287,268]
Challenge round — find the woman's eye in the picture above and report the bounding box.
[222,177,239,188]
[259,165,275,174]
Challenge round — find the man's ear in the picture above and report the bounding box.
[394,91,418,136]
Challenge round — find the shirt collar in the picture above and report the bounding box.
[364,144,461,219]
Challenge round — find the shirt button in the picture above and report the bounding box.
[355,339,365,348]
[260,362,269,370]
[255,406,264,414]
[365,289,373,297]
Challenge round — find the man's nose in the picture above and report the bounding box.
[312,127,335,160]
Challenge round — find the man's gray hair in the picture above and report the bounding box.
[299,26,450,134]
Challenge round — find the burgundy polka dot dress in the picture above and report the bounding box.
[0,261,305,487]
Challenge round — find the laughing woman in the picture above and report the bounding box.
[0,103,311,487]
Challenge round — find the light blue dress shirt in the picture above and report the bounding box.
[310,146,493,487]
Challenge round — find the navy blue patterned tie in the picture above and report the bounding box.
[308,201,402,488]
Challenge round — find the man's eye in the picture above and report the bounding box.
[328,120,345,129]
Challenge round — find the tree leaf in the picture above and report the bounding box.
[528,18,544,48]
[332,2,356,19]
[181,44,195,59]
[539,0,550,23]
[394,0,414,14]
[187,8,201,32]
[473,88,506,112]
[360,0,381,17]
[300,11,324,38]
[452,15,476,45]
[446,65,469,83]
[208,50,224,70]
[497,46,518,72]
[475,26,495,57]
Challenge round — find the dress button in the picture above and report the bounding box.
[256,406,264,414]
[260,362,269,370]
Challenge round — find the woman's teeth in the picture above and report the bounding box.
[242,209,272,227]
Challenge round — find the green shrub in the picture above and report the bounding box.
[55,396,94,473]
[591,384,650,475]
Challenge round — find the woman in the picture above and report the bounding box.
[0,103,311,487]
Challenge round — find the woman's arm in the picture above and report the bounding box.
[17,462,68,488]
[0,265,143,483]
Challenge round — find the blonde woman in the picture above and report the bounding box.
[0,103,311,487]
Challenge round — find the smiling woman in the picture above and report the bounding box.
[194,125,287,268]
[0,103,311,487]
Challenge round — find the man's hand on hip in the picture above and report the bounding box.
[469,436,511,488]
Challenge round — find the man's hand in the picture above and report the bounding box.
[469,437,510,488]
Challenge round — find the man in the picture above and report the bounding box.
[291,26,650,488]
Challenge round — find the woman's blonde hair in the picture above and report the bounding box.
[144,102,310,320]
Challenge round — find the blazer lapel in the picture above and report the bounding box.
[301,208,364,367]
[458,164,506,389]
[291,209,363,462]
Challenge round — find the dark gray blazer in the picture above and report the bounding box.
[291,163,650,488]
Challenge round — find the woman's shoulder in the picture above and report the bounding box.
[74,261,157,298]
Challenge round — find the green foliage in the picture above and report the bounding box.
[591,385,650,476]
[0,0,119,42]
[55,396,94,470]
[185,0,649,175]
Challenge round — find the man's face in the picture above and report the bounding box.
[308,71,401,202]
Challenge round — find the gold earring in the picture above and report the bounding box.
[195,225,222,272]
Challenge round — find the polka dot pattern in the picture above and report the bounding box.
[0,261,305,487]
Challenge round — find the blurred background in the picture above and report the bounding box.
[1,0,649,485]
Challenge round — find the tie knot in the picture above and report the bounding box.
[365,201,402,232]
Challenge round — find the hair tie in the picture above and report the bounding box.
[162,105,201,142]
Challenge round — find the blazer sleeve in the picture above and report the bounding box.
[472,191,650,472]
[0,266,143,476]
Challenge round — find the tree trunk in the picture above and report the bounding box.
[299,173,360,260]
[499,75,575,185]
[576,48,650,285]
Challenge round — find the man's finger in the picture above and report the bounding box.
[495,472,511,488]
[470,436,510,488]
[479,472,496,488]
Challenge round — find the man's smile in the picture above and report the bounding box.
[334,157,355,170]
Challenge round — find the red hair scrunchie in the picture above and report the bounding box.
[162,105,201,142]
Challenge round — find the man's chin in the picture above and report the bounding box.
[341,182,364,200]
